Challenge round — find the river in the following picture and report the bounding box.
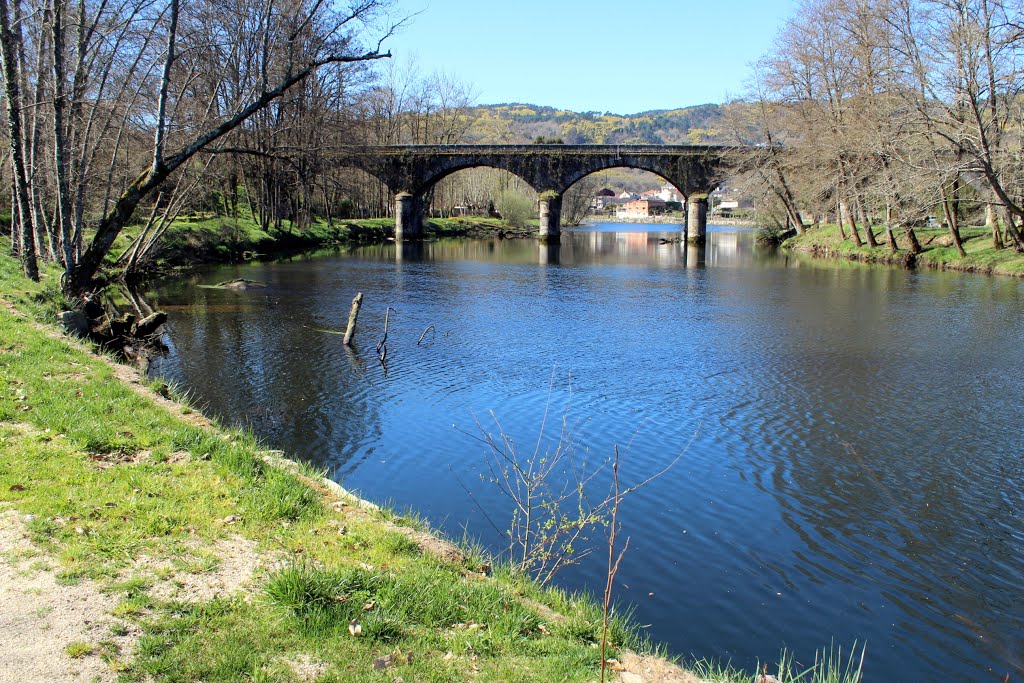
[146,224,1024,681]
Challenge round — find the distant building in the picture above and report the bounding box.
[593,195,630,211]
[618,191,640,200]
[617,198,666,218]
[638,186,683,203]
[711,185,753,216]
[657,185,683,203]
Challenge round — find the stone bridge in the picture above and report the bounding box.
[340,144,732,243]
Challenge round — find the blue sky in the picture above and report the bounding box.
[383,0,802,114]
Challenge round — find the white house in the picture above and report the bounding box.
[656,185,683,203]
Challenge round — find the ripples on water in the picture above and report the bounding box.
[148,226,1024,680]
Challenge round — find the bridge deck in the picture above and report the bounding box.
[342,144,731,156]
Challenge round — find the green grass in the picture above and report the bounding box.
[65,641,95,658]
[0,244,638,682]
[425,216,540,238]
[690,643,865,683]
[784,222,1024,277]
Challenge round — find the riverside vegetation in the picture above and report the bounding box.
[781,222,1024,278]
[109,213,538,281]
[0,247,872,682]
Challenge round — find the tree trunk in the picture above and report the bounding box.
[8,184,19,257]
[0,0,38,280]
[884,203,898,252]
[941,193,966,257]
[992,217,1005,250]
[772,167,805,234]
[1004,208,1024,252]
[858,199,878,248]
[840,199,863,246]
[323,186,333,227]
[24,3,52,262]
[950,176,961,230]
[904,227,922,254]
[51,0,76,274]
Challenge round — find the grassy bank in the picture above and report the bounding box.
[783,223,1024,277]
[114,214,537,277]
[0,254,656,682]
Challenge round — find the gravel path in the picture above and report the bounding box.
[0,510,135,683]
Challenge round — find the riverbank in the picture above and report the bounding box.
[117,215,536,279]
[783,223,1024,277]
[581,215,755,227]
[1,246,873,683]
[0,252,706,683]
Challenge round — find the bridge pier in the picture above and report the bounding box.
[538,193,562,243]
[686,197,708,244]
[395,192,423,241]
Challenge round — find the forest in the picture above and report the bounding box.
[726,0,1024,256]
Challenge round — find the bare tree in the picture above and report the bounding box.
[0,0,38,278]
[562,174,601,227]
[0,0,400,294]
[743,0,1024,255]
[67,0,398,293]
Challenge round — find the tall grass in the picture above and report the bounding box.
[692,643,866,683]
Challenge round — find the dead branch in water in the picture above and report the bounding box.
[343,292,364,347]
[417,324,436,346]
[376,307,396,363]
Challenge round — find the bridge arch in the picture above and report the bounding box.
[561,167,688,226]
[558,164,689,201]
[341,145,729,243]
[421,166,538,222]
[414,162,539,198]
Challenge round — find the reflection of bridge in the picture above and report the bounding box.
[341,145,731,243]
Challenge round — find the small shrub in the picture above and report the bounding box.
[494,190,534,229]
[379,532,421,558]
[756,225,787,244]
[361,613,404,642]
[65,641,94,658]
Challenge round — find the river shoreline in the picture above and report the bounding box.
[147,215,1024,291]
[0,251,713,683]
[133,215,532,275]
[782,223,1024,278]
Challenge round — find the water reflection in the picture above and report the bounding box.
[396,241,424,263]
[146,225,1024,681]
[350,225,758,269]
[539,243,560,265]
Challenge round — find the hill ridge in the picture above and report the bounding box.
[464,102,726,145]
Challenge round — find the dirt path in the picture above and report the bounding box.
[0,510,136,683]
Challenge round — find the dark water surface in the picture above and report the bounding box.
[147,225,1024,681]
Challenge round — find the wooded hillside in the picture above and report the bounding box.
[462,103,727,145]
